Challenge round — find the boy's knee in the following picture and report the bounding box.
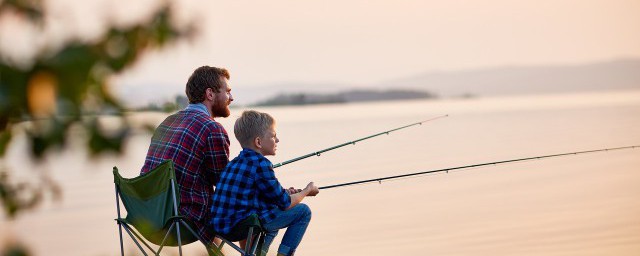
[297,203,312,220]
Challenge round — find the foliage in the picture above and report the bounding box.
[135,95,189,113]
[0,0,193,218]
[1,241,30,256]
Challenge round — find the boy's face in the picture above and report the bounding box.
[258,125,279,156]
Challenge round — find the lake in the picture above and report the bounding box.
[2,90,640,255]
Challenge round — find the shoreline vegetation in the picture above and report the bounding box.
[133,88,443,112]
[254,89,437,106]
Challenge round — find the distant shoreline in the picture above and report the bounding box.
[252,88,438,107]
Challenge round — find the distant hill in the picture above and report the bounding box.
[254,89,435,106]
[122,58,640,107]
[238,59,640,105]
[379,59,640,97]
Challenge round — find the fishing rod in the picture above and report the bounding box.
[272,115,449,169]
[319,145,639,190]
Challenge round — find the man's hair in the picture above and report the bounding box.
[234,110,275,148]
[185,66,230,104]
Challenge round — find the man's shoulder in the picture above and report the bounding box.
[171,109,227,133]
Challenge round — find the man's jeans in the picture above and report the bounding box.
[261,203,312,256]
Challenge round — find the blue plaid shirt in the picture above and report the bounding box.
[210,148,291,235]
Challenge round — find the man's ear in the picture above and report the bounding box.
[206,88,215,101]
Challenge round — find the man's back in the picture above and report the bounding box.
[141,107,230,242]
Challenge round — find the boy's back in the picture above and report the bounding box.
[210,148,291,235]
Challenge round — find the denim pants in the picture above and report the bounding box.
[261,203,312,256]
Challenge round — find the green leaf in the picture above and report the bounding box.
[0,129,12,157]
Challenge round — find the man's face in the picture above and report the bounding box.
[210,78,233,118]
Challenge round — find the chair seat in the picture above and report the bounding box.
[115,216,201,246]
[221,214,264,242]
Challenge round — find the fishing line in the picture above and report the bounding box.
[319,145,639,190]
[272,115,448,168]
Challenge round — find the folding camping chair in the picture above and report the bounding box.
[113,160,266,256]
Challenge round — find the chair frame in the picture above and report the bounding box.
[114,166,265,256]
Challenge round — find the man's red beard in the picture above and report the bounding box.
[211,99,231,118]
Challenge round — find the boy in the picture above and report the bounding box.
[210,110,319,256]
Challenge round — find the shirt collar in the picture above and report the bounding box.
[185,103,211,116]
[241,148,261,157]
[240,148,272,163]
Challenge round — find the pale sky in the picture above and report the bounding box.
[2,0,640,105]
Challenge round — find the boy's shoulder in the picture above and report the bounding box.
[229,149,273,170]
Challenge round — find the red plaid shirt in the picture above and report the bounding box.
[141,104,230,242]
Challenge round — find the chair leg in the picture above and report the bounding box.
[249,232,262,256]
[121,224,150,256]
[245,227,254,256]
[118,222,125,256]
[176,221,183,256]
[178,220,225,256]
[157,222,176,255]
[219,237,244,255]
[122,223,158,254]
[169,180,184,256]
[115,186,125,256]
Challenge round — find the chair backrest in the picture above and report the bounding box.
[113,160,197,245]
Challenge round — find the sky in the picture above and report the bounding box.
[2,0,640,105]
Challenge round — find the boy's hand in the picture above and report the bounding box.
[287,187,302,194]
[305,182,319,197]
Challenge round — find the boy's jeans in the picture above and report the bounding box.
[261,203,312,256]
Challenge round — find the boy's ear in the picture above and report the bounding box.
[254,136,262,149]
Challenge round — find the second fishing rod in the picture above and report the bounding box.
[319,145,640,190]
[271,114,449,169]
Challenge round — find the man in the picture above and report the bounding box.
[140,66,234,243]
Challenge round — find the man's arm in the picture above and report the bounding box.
[204,126,230,185]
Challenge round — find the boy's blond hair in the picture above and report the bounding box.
[234,110,276,148]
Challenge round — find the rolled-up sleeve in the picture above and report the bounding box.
[255,163,291,210]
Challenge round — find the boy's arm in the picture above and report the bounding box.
[255,164,292,210]
[254,161,319,210]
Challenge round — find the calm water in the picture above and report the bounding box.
[2,90,640,255]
